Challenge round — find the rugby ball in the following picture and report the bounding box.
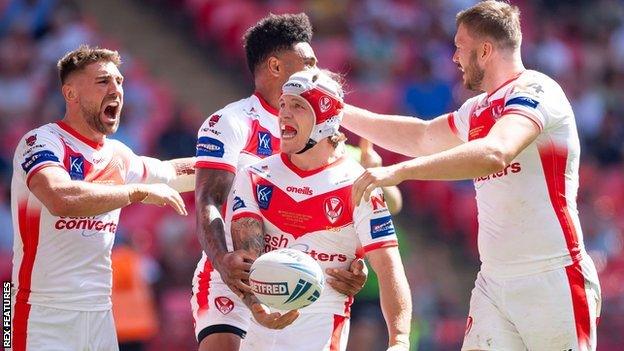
[249,248,324,311]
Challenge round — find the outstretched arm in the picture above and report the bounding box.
[367,247,412,350]
[352,113,541,205]
[342,105,462,157]
[29,166,187,217]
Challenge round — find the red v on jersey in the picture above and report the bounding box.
[251,173,354,239]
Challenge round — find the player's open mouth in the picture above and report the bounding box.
[281,125,297,139]
[103,101,120,121]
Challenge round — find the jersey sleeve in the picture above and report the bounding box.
[15,128,65,187]
[447,96,479,142]
[503,79,548,130]
[195,110,249,174]
[229,167,262,222]
[353,187,399,254]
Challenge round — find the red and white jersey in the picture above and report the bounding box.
[229,153,398,316]
[195,93,280,175]
[192,93,283,326]
[448,70,585,278]
[12,121,159,311]
[194,93,280,264]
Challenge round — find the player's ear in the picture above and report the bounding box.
[481,41,493,61]
[62,84,77,102]
[267,56,281,78]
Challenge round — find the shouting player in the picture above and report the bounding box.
[344,1,601,350]
[11,45,194,351]
[192,14,367,351]
[229,69,411,351]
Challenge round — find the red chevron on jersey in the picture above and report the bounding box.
[251,173,353,239]
[229,153,398,316]
[468,98,505,141]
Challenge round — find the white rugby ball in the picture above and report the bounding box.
[249,248,324,311]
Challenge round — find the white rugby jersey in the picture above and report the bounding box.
[12,121,163,311]
[229,153,398,316]
[192,93,282,317]
[447,70,585,278]
[195,93,281,175]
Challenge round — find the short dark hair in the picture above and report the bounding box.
[243,13,313,75]
[57,45,121,84]
[456,0,522,50]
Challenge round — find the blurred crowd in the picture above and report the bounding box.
[1,0,623,350]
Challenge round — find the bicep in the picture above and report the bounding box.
[419,114,464,155]
[28,166,71,209]
[486,113,541,162]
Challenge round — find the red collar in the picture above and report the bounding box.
[254,92,279,116]
[56,121,105,150]
[487,70,525,98]
[280,153,346,178]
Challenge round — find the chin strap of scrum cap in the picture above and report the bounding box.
[296,139,317,154]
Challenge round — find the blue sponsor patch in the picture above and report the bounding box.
[196,137,225,158]
[232,196,246,211]
[257,132,272,156]
[21,150,59,173]
[256,185,273,209]
[505,96,539,109]
[370,216,396,239]
[68,155,85,180]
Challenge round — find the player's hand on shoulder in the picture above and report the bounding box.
[325,258,368,296]
[250,302,299,330]
[352,164,405,207]
[132,183,187,216]
[216,250,254,298]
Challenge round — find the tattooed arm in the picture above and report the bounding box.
[231,216,264,256]
[196,168,254,297]
[231,216,300,329]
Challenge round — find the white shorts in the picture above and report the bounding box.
[241,313,350,351]
[191,258,251,343]
[462,257,601,351]
[10,303,118,351]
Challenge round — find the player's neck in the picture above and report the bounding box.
[288,141,342,171]
[61,110,106,144]
[483,55,525,95]
[254,80,280,112]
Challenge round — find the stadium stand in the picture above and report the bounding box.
[2,0,623,349]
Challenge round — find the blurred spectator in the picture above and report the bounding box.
[156,104,200,159]
[112,240,159,351]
